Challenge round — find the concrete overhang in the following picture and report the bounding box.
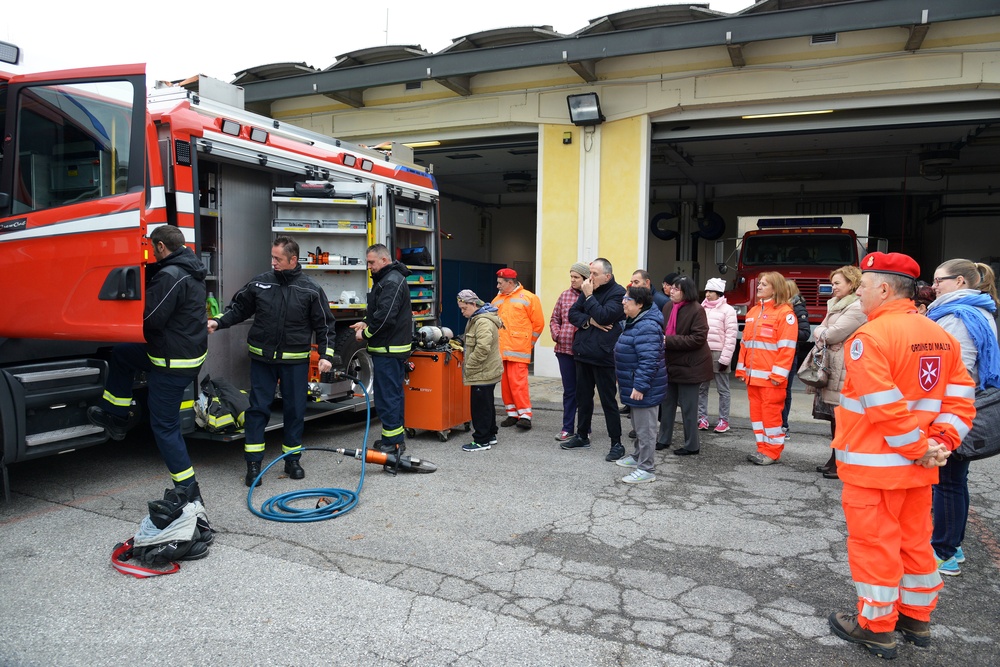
[240,0,1000,105]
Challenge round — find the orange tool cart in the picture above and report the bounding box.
[404,347,471,441]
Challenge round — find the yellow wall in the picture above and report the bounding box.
[537,124,581,350]
[599,117,646,281]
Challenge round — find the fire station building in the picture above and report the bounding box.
[232,0,1000,377]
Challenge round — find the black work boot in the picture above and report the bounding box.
[245,461,262,488]
[829,611,897,659]
[87,406,140,441]
[895,613,931,647]
[375,440,406,456]
[284,458,305,480]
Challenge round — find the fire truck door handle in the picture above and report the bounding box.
[98,266,141,300]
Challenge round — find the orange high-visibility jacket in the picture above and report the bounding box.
[833,299,976,490]
[736,299,798,386]
[492,284,544,363]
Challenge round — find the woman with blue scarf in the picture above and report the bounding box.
[926,259,1000,576]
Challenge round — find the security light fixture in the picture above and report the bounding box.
[0,40,20,65]
[220,119,241,136]
[567,93,605,127]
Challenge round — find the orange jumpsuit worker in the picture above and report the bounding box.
[828,252,976,660]
[735,271,798,464]
[492,268,544,430]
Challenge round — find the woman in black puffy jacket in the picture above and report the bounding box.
[782,280,812,434]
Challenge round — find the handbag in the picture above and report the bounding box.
[797,345,829,389]
[955,385,1000,461]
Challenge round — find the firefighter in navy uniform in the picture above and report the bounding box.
[827,252,976,659]
[88,224,208,499]
[351,243,413,455]
[208,236,334,487]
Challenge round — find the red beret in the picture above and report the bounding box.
[861,252,920,279]
[496,268,517,280]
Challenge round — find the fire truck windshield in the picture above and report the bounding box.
[10,80,134,214]
[742,234,855,266]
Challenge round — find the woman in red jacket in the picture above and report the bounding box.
[736,271,798,465]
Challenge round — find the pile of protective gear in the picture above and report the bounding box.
[112,484,214,577]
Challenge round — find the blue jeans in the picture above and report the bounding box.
[556,352,577,433]
[931,455,971,560]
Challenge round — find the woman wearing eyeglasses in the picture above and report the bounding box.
[657,275,714,456]
[926,259,1000,576]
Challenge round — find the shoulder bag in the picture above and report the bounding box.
[955,385,1000,461]
[797,345,829,389]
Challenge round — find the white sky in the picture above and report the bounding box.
[4,1,753,83]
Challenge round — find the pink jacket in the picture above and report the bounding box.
[701,296,738,366]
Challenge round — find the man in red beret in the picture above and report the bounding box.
[828,252,976,659]
[492,268,544,429]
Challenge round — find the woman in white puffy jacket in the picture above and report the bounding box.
[697,278,738,433]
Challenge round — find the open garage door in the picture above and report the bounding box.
[647,94,1000,283]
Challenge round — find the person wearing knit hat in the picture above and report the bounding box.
[550,263,591,440]
[828,250,975,656]
[457,290,503,451]
[492,268,544,429]
[698,277,737,434]
[457,289,484,307]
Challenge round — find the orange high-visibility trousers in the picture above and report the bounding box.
[500,360,532,420]
[841,483,942,632]
[747,384,786,460]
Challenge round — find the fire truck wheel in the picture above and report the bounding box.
[335,328,374,400]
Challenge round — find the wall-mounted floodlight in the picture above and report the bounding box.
[0,40,21,65]
[567,93,605,127]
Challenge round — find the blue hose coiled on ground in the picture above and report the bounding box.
[246,383,370,522]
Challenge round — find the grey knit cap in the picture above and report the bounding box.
[570,262,591,278]
[457,289,483,306]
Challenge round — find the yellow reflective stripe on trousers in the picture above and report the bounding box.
[147,351,208,369]
[248,345,309,361]
[171,467,195,483]
[103,390,132,407]
[245,442,265,453]
[282,444,303,455]
[382,426,405,438]
[368,344,412,354]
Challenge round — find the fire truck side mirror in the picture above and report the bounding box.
[714,240,728,274]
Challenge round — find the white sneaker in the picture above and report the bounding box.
[622,469,655,484]
[615,456,638,468]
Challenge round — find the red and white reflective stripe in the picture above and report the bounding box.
[111,538,180,578]
[0,210,140,243]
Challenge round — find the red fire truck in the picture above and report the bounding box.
[0,53,442,496]
[715,215,887,333]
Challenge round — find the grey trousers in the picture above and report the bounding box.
[629,405,658,473]
[658,382,701,452]
[697,350,731,422]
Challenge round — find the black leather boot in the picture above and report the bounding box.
[245,461,262,487]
